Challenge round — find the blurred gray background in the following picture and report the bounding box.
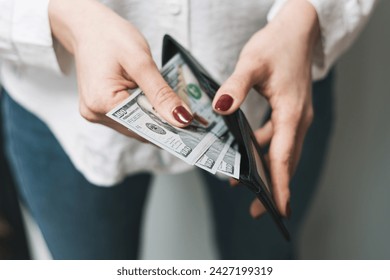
[23,0,390,259]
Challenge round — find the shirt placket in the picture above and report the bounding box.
[162,0,190,49]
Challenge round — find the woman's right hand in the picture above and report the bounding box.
[49,0,193,141]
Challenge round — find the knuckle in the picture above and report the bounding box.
[79,105,99,123]
[276,108,300,125]
[227,74,251,96]
[86,101,102,115]
[271,153,292,168]
[153,85,176,106]
[277,101,309,125]
[239,52,271,76]
[136,56,155,71]
[79,97,105,123]
[289,109,302,122]
[270,152,294,177]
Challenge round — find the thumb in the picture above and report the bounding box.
[212,71,253,115]
[125,59,193,127]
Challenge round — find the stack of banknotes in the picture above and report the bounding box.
[107,54,241,179]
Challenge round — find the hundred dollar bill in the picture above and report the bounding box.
[163,55,228,138]
[195,132,234,174]
[106,54,226,164]
[107,90,217,164]
[217,143,241,179]
[107,53,241,175]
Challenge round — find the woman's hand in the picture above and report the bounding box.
[213,0,320,219]
[49,0,193,141]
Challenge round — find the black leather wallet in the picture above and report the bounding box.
[162,35,290,241]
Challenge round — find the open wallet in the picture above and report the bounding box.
[162,35,290,241]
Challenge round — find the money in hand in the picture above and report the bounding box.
[107,54,241,179]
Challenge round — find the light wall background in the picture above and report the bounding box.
[24,1,390,259]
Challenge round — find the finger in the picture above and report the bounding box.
[250,199,267,219]
[291,109,313,175]
[229,178,239,187]
[79,88,131,123]
[212,54,270,115]
[123,80,138,90]
[123,58,193,128]
[290,123,308,176]
[212,70,253,115]
[101,117,149,143]
[110,88,132,106]
[267,110,299,218]
[254,120,273,147]
[86,88,149,142]
[107,90,149,142]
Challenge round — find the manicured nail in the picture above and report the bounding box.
[286,201,292,220]
[215,94,233,111]
[173,106,193,124]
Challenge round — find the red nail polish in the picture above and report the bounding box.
[215,94,233,111]
[173,106,193,124]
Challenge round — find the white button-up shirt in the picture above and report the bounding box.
[0,0,377,186]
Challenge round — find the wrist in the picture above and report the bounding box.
[48,0,101,54]
[269,0,320,55]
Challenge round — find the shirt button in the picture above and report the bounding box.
[167,1,182,15]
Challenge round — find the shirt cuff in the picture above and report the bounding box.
[11,0,64,73]
[268,0,377,80]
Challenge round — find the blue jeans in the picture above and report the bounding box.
[1,72,334,259]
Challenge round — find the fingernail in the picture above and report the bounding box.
[215,94,233,111]
[173,106,193,124]
[286,201,292,220]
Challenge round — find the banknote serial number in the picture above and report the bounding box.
[208,266,273,276]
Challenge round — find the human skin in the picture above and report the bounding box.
[49,0,194,143]
[49,0,320,218]
[215,0,320,219]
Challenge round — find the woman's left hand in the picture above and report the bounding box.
[212,0,321,219]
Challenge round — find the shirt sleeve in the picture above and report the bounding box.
[267,0,378,80]
[0,0,63,73]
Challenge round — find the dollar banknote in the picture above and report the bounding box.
[195,132,234,174]
[217,143,241,179]
[107,90,217,164]
[161,55,228,138]
[107,53,241,177]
